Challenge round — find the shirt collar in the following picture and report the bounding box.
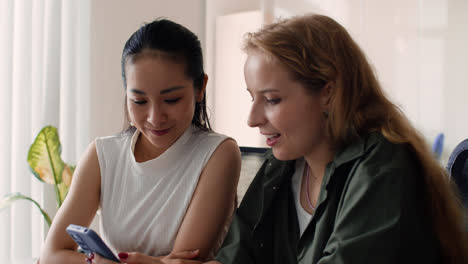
[323,132,382,188]
[332,135,367,168]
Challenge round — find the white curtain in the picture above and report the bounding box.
[0,0,90,262]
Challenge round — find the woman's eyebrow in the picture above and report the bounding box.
[260,89,279,94]
[129,88,145,95]
[129,86,185,95]
[160,86,185,94]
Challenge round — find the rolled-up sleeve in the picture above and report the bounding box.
[215,212,257,264]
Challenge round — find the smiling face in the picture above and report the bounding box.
[125,54,204,157]
[245,51,331,161]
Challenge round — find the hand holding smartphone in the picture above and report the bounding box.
[66,224,121,262]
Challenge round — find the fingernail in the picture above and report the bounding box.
[192,249,199,253]
[118,252,128,259]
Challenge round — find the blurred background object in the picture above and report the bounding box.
[446,138,468,225]
[432,133,445,161]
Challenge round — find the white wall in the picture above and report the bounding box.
[204,0,260,130]
[214,11,265,147]
[89,0,205,141]
[443,0,468,161]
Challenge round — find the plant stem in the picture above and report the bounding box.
[44,134,63,207]
[24,196,53,227]
[2,194,53,227]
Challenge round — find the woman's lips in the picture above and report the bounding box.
[266,134,280,146]
[150,128,170,136]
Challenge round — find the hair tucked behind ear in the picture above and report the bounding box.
[244,14,468,263]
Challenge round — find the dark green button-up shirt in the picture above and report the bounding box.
[216,133,441,264]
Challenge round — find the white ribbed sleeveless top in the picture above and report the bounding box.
[95,125,228,256]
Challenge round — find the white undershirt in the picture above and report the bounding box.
[291,159,313,237]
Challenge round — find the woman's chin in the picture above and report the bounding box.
[272,149,298,161]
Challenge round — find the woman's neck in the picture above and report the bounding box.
[134,133,166,162]
[303,142,335,182]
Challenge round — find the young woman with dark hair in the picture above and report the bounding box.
[40,19,241,264]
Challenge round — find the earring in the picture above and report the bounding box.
[130,122,134,126]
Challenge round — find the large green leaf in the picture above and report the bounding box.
[0,192,52,227]
[27,126,65,186]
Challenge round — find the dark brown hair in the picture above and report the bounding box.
[121,18,211,131]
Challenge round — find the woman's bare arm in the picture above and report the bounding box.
[40,141,102,264]
[171,139,241,260]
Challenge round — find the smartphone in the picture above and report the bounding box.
[66,224,121,262]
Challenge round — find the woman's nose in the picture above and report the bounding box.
[247,101,265,128]
[147,104,167,125]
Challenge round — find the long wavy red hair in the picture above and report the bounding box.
[244,14,468,263]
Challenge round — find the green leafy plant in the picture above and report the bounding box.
[0,126,75,227]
